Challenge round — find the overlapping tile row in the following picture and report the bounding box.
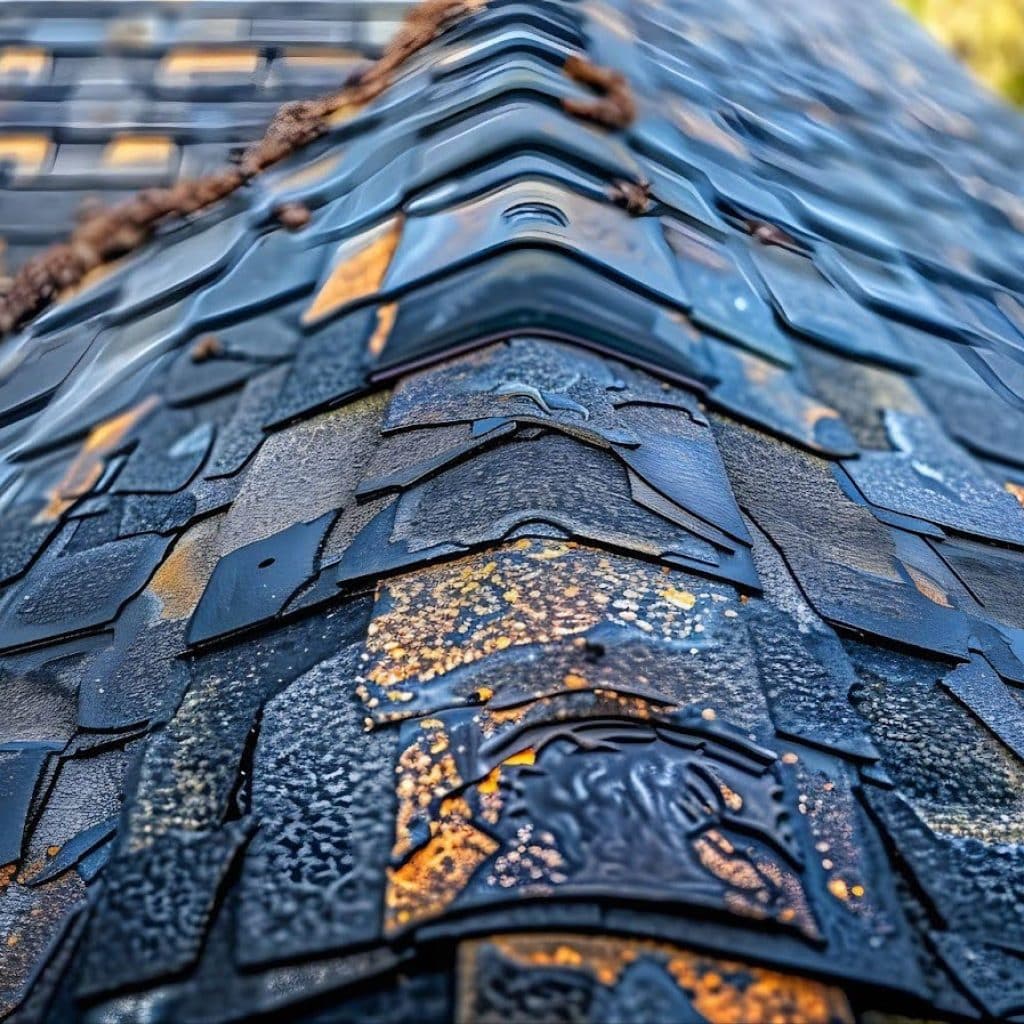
[0,1,413,278]
[2,0,1024,1020]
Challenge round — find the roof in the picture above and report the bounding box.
[3,1,1024,1021]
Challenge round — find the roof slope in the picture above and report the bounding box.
[3,1,1024,1021]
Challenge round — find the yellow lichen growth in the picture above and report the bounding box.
[361,540,733,705]
[660,586,696,610]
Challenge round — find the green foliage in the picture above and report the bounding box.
[901,0,1024,104]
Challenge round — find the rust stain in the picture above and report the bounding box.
[189,333,223,363]
[1006,481,1024,508]
[302,218,402,324]
[465,934,853,1024]
[35,395,160,522]
[56,257,126,305]
[280,47,363,68]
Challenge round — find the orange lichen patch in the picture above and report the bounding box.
[388,717,498,930]
[1006,481,1024,507]
[719,781,743,811]
[504,747,536,767]
[148,514,225,621]
[160,48,262,78]
[693,829,821,938]
[102,135,176,168]
[476,747,536,799]
[386,817,498,932]
[301,217,403,324]
[670,98,749,159]
[368,301,398,357]
[392,718,464,860]
[0,134,51,174]
[35,395,159,522]
[361,540,738,703]
[0,47,50,80]
[562,54,636,128]
[461,934,853,1024]
[907,566,953,608]
[827,877,865,902]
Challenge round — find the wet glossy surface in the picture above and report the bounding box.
[3,0,1024,1021]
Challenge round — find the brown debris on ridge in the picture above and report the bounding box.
[0,0,482,338]
[608,178,651,214]
[562,54,636,129]
[275,202,313,231]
